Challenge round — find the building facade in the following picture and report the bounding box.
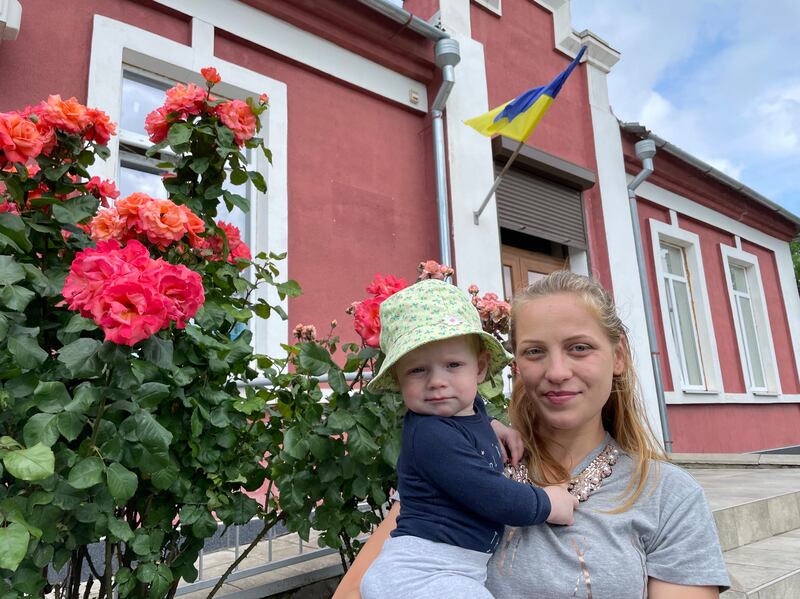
[1,0,798,452]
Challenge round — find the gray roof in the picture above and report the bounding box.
[619,122,800,231]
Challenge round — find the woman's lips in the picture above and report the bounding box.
[543,391,578,405]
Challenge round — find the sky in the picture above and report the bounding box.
[569,0,800,218]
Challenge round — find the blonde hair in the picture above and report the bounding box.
[509,271,666,512]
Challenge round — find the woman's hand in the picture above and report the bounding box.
[490,419,524,465]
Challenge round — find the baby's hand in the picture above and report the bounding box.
[490,419,524,466]
[543,485,578,525]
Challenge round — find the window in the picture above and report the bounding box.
[659,242,705,388]
[118,70,248,236]
[87,16,289,356]
[472,0,502,15]
[721,245,779,394]
[649,220,722,397]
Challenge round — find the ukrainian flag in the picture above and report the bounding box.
[465,45,587,142]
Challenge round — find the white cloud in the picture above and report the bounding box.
[570,0,800,215]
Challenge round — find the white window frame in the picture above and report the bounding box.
[472,0,502,16]
[720,244,781,396]
[649,220,723,399]
[87,15,288,357]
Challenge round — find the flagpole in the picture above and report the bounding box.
[473,139,525,225]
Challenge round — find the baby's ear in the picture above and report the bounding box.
[477,351,490,381]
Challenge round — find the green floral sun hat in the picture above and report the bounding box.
[366,279,512,394]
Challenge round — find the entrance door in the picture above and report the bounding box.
[501,245,568,300]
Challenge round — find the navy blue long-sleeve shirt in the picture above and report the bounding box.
[391,397,551,553]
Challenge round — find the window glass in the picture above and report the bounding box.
[118,164,169,199]
[737,295,766,388]
[673,280,703,386]
[121,74,170,137]
[730,264,748,293]
[502,265,513,301]
[660,243,685,276]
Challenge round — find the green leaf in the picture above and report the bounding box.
[33,381,71,414]
[308,435,333,461]
[346,425,380,461]
[134,383,170,409]
[229,168,248,186]
[106,463,139,503]
[62,314,98,333]
[134,410,173,452]
[298,343,333,376]
[215,493,258,525]
[189,157,209,175]
[326,410,356,431]
[0,212,32,252]
[327,366,349,395]
[150,563,174,597]
[3,444,54,481]
[282,427,309,460]
[142,336,173,369]
[0,255,25,285]
[43,163,71,181]
[65,384,101,413]
[8,330,48,370]
[222,190,249,213]
[0,284,35,311]
[0,523,29,571]
[276,279,302,298]
[51,195,99,224]
[248,170,267,192]
[167,122,192,146]
[58,338,102,378]
[56,411,85,442]
[23,413,59,447]
[107,517,134,542]
[68,456,105,489]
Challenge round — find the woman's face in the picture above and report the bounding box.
[514,293,624,436]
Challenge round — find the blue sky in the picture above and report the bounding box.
[570,0,800,218]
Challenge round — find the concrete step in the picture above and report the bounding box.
[686,468,800,551]
[720,528,800,599]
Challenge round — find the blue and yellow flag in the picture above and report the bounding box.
[465,46,587,142]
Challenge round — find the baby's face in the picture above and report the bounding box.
[394,336,488,417]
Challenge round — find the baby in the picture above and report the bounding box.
[360,279,577,599]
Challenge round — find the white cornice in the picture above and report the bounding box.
[529,0,619,72]
[0,0,21,42]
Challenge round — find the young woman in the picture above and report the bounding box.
[334,272,729,599]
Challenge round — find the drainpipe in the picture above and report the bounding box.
[430,40,460,267]
[355,0,460,266]
[627,139,673,453]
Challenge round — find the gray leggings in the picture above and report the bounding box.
[360,535,494,599]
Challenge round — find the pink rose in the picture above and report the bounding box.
[89,207,127,242]
[164,83,207,117]
[201,67,221,85]
[89,276,168,345]
[215,99,257,146]
[86,177,120,207]
[366,274,407,301]
[353,298,382,348]
[150,261,204,329]
[85,108,116,145]
[0,199,19,215]
[144,106,172,144]
[36,95,91,134]
[0,112,44,163]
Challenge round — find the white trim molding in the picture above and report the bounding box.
[0,0,21,41]
[720,244,782,396]
[649,220,723,399]
[152,0,427,113]
[87,15,288,357]
[666,392,800,405]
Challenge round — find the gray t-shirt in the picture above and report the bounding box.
[486,436,730,598]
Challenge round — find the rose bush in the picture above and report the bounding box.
[0,71,311,599]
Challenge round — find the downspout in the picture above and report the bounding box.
[627,139,673,453]
[355,0,460,266]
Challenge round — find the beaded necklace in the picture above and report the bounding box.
[504,444,620,502]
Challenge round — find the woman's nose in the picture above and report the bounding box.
[545,354,572,382]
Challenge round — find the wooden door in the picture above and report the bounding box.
[501,245,568,300]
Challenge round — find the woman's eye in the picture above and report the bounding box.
[571,344,592,353]
[522,347,543,357]
[447,362,462,369]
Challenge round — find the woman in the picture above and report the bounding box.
[335,272,729,598]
